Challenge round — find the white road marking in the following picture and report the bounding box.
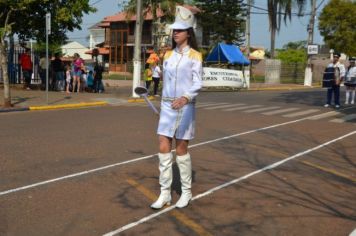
[262,107,300,115]
[307,111,340,120]
[330,114,356,123]
[243,106,280,113]
[195,102,229,108]
[283,109,320,118]
[0,109,352,197]
[222,104,262,111]
[103,130,356,236]
[204,103,245,110]
[349,228,356,236]
[0,113,316,197]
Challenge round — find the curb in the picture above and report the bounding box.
[0,107,30,113]
[247,85,321,91]
[29,101,108,111]
[128,96,156,103]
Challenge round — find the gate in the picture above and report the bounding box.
[5,47,41,85]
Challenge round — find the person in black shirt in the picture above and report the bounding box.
[51,53,64,91]
[94,62,104,93]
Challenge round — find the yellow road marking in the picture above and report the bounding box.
[29,101,108,110]
[126,179,213,236]
[248,143,356,182]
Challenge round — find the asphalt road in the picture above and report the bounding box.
[0,88,355,236]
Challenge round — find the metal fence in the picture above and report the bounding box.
[2,47,42,85]
[279,62,307,84]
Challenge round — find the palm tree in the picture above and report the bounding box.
[267,0,306,58]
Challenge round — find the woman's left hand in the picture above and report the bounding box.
[172,97,188,110]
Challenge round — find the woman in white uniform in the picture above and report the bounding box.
[344,57,356,104]
[151,6,203,209]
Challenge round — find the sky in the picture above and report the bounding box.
[67,0,328,50]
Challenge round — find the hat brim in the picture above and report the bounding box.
[169,22,191,30]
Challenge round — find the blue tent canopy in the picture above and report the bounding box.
[205,43,250,65]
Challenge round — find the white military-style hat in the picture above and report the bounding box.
[169,6,196,30]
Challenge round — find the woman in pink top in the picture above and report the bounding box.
[72,53,84,92]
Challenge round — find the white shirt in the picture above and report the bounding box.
[346,66,356,81]
[151,65,161,78]
[327,61,346,78]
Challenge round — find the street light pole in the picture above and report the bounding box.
[304,0,316,86]
[132,0,143,98]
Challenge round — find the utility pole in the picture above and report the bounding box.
[245,0,251,57]
[244,0,251,88]
[304,0,317,86]
[132,0,143,98]
[46,12,51,104]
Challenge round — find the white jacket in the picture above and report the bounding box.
[157,46,203,140]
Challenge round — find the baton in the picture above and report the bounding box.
[134,86,160,115]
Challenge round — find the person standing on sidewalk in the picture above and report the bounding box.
[19,48,32,90]
[151,6,202,210]
[151,61,161,97]
[39,53,47,90]
[144,63,153,92]
[52,53,65,91]
[324,52,345,108]
[72,53,84,93]
[93,61,104,93]
[344,57,356,105]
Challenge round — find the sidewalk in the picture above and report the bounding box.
[0,80,318,112]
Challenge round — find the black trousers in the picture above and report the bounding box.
[326,85,340,106]
[152,77,160,95]
[23,70,32,87]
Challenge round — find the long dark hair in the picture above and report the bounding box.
[171,28,198,51]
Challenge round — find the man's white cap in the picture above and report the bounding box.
[169,6,196,30]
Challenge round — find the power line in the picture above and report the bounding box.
[316,0,327,10]
[245,2,311,16]
[90,0,105,6]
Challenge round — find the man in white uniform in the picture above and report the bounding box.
[324,52,345,108]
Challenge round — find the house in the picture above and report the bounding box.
[85,23,108,64]
[88,23,105,50]
[95,5,203,73]
[61,41,92,61]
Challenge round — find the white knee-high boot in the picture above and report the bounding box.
[345,90,350,104]
[176,153,192,208]
[351,91,355,104]
[151,152,173,209]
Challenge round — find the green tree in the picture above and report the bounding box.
[318,0,356,56]
[276,48,306,63]
[0,0,96,107]
[197,0,246,45]
[282,40,306,50]
[267,0,306,58]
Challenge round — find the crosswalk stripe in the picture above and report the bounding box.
[222,104,262,111]
[196,102,229,108]
[204,103,245,110]
[283,109,320,118]
[308,111,340,120]
[262,107,300,115]
[330,114,356,123]
[243,106,280,113]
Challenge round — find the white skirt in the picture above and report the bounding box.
[157,101,196,140]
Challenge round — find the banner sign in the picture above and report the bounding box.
[202,67,245,88]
